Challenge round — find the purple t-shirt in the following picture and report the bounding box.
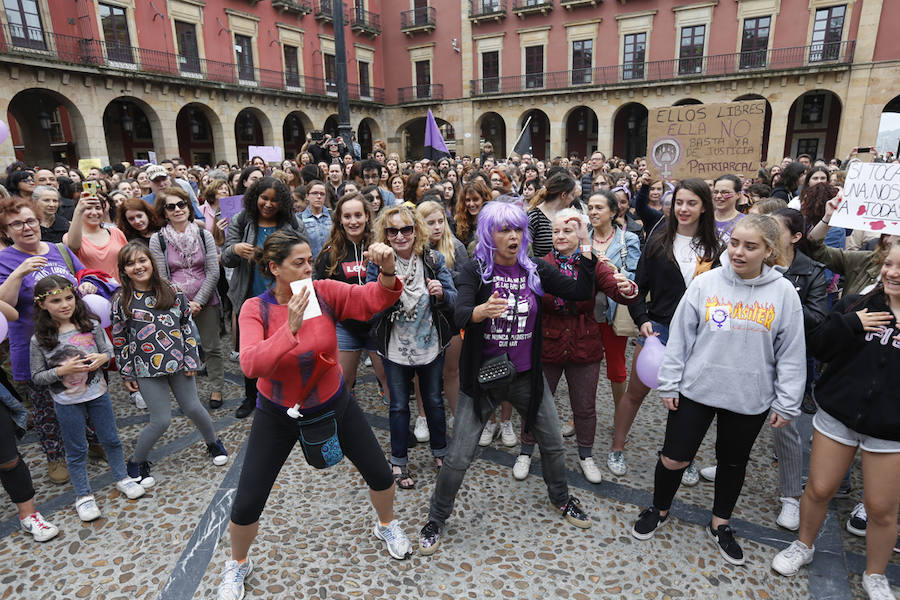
[0,243,83,381]
[482,263,537,373]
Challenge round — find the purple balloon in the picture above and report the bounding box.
[0,120,8,145]
[82,293,112,328]
[0,312,7,343]
[636,335,666,389]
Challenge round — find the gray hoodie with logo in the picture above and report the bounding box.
[657,254,806,420]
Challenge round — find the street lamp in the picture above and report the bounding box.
[190,111,200,137]
[242,113,254,137]
[37,110,51,132]
[121,105,134,133]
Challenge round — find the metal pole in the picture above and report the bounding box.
[332,0,353,153]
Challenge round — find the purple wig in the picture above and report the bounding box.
[472,201,543,295]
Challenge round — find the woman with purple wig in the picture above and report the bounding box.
[418,201,597,556]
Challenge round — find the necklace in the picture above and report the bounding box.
[593,228,615,245]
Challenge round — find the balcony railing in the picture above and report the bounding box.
[560,0,599,8]
[471,41,855,96]
[314,0,338,21]
[349,7,381,35]
[0,24,383,102]
[272,0,312,14]
[512,0,553,16]
[401,7,436,33]
[470,0,507,22]
[397,84,444,103]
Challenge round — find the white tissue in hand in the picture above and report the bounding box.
[289,278,322,320]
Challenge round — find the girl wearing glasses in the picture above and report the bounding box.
[149,187,224,410]
[712,175,745,243]
[366,206,457,489]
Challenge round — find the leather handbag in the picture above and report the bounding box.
[477,353,515,390]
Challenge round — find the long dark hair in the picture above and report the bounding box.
[771,207,812,256]
[529,172,575,210]
[236,166,264,194]
[320,191,375,278]
[653,177,719,263]
[253,229,312,281]
[780,162,806,194]
[116,197,162,240]
[33,275,98,349]
[115,242,176,317]
[799,182,838,228]
[242,177,294,226]
[404,172,429,206]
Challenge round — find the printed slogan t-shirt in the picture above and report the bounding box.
[482,263,537,372]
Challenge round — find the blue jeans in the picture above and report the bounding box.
[383,355,447,466]
[54,393,128,497]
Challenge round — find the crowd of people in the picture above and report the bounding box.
[0,135,897,600]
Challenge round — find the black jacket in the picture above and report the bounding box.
[456,254,596,431]
[809,292,900,442]
[40,215,70,244]
[314,240,369,338]
[782,250,828,332]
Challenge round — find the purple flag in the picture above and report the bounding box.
[424,108,450,160]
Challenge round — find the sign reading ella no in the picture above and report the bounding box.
[830,162,900,235]
[647,100,766,180]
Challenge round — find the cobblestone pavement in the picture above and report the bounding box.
[1,341,897,600]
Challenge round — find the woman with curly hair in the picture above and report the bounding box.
[453,179,491,250]
[403,172,431,207]
[116,197,162,246]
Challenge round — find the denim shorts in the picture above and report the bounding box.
[335,322,376,353]
[636,320,670,346]
[813,409,900,453]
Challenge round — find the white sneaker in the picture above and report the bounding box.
[20,511,59,542]
[862,572,894,600]
[847,502,868,537]
[776,497,800,531]
[447,415,455,431]
[478,422,498,447]
[499,420,517,447]
[512,454,531,480]
[699,465,717,482]
[373,519,412,560]
[116,478,146,500]
[771,540,815,576]
[579,457,602,484]
[414,416,430,443]
[130,391,146,410]
[607,451,627,476]
[75,495,102,521]
[681,462,700,487]
[217,558,253,600]
[363,356,372,367]
[561,421,576,437]
[229,350,240,362]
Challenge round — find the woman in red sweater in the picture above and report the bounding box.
[216,230,412,600]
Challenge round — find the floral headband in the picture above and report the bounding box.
[35,285,74,303]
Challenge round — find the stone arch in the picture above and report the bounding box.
[323,115,339,138]
[176,102,223,166]
[7,88,88,166]
[563,105,598,159]
[673,98,703,106]
[880,95,900,158]
[357,117,381,158]
[235,107,273,165]
[784,90,842,161]
[612,102,648,163]
[395,115,455,161]
[102,96,162,164]
[283,111,312,159]
[734,94,773,163]
[476,112,506,157]
[518,109,550,160]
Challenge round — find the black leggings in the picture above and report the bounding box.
[230,386,393,526]
[0,403,34,504]
[653,395,768,520]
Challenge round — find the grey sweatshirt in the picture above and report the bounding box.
[657,253,806,419]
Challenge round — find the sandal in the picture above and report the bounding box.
[392,466,415,489]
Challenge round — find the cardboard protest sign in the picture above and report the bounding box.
[78,158,102,173]
[248,145,283,163]
[829,162,900,235]
[218,195,244,222]
[647,100,765,180]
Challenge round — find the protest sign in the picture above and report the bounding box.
[248,146,283,164]
[829,162,900,235]
[218,195,244,222]
[647,100,765,180]
[147,151,157,164]
[78,158,102,173]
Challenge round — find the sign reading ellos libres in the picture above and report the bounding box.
[647,100,766,180]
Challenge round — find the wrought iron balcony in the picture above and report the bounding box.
[512,0,553,17]
[471,41,856,96]
[560,0,599,9]
[401,7,436,34]
[349,7,381,36]
[314,0,339,21]
[272,0,312,15]
[397,84,444,103]
[470,0,507,23]
[0,23,383,102]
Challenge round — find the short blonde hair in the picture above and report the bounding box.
[374,205,429,257]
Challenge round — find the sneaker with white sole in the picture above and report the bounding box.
[229,350,240,362]
[116,478,146,500]
[447,415,454,432]
[699,465,717,482]
[862,572,894,600]
[579,456,602,484]
[772,540,815,576]
[130,391,146,410]
[847,502,867,537]
[217,558,253,600]
[681,462,700,487]
[499,420,517,447]
[20,512,58,542]
[632,506,668,540]
[708,522,745,565]
[478,421,498,447]
[414,416,430,443]
[373,519,413,559]
[127,459,155,488]
[207,439,229,467]
[75,495,101,522]
[512,454,531,480]
[557,495,591,528]
[776,497,800,531]
[607,451,627,476]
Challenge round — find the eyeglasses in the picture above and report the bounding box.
[7,218,39,231]
[713,190,734,197]
[308,191,326,197]
[385,225,414,238]
[165,200,189,211]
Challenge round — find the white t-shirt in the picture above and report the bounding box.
[673,233,700,287]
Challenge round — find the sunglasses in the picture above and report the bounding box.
[385,225,414,238]
[165,200,189,211]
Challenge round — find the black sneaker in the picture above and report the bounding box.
[127,459,155,488]
[419,521,442,556]
[558,495,591,529]
[235,400,255,419]
[708,522,744,565]
[632,506,668,540]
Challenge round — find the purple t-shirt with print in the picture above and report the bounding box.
[0,243,83,380]
[482,262,537,373]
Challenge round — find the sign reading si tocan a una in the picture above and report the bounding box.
[647,100,766,180]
